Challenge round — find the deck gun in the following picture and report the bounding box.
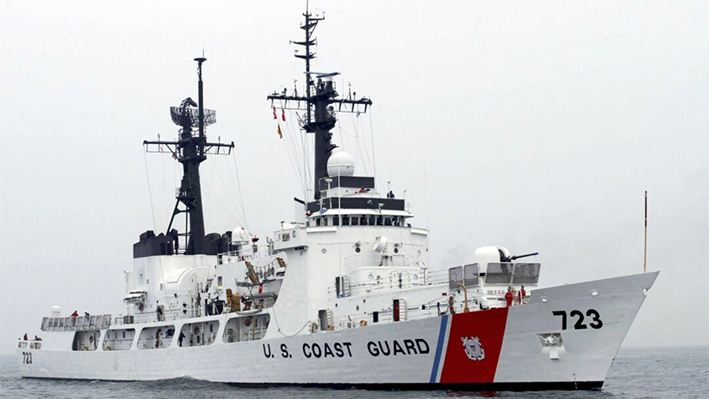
[501,252,539,262]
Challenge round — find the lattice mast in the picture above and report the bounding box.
[267,5,372,200]
[144,58,234,255]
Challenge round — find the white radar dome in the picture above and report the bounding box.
[231,227,249,243]
[327,149,355,177]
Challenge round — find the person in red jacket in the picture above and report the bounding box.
[518,285,527,305]
[505,287,514,307]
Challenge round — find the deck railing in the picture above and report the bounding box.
[41,314,111,332]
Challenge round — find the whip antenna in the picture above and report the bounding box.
[643,190,648,273]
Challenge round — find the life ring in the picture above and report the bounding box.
[89,336,94,343]
[194,326,200,335]
[244,316,253,327]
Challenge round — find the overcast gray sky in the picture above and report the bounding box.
[1,1,707,355]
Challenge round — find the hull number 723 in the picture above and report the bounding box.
[552,309,603,330]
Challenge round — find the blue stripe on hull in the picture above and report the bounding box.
[429,314,449,383]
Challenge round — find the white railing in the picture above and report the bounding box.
[17,340,43,350]
[218,243,276,263]
[112,308,187,326]
[427,269,450,285]
[330,302,444,332]
[41,315,111,332]
[343,254,419,269]
[327,267,448,298]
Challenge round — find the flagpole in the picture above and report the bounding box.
[643,191,648,273]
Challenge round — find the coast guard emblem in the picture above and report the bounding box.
[461,336,485,361]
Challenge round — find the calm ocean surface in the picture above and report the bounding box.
[0,346,707,399]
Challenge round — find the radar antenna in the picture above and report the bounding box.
[144,58,235,255]
[267,5,372,200]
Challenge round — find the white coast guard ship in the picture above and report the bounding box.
[17,9,658,391]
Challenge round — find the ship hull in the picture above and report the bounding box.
[18,272,657,390]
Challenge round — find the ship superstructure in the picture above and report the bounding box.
[16,7,658,391]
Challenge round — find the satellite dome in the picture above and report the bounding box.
[231,227,249,243]
[327,149,355,177]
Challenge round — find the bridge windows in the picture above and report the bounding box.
[309,214,407,228]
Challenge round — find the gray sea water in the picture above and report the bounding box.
[0,346,707,399]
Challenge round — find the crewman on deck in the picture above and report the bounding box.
[169,229,179,253]
[226,288,241,312]
[505,287,514,307]
[518,285,526,305]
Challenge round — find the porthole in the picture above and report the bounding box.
[394,248,399,254]
[355,247,361,253]
[292,230,297,238]
[356,306,360,311]
[321,248,327,254]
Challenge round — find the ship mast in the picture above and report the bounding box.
[267,5,372,200]
[144,58,234,255]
